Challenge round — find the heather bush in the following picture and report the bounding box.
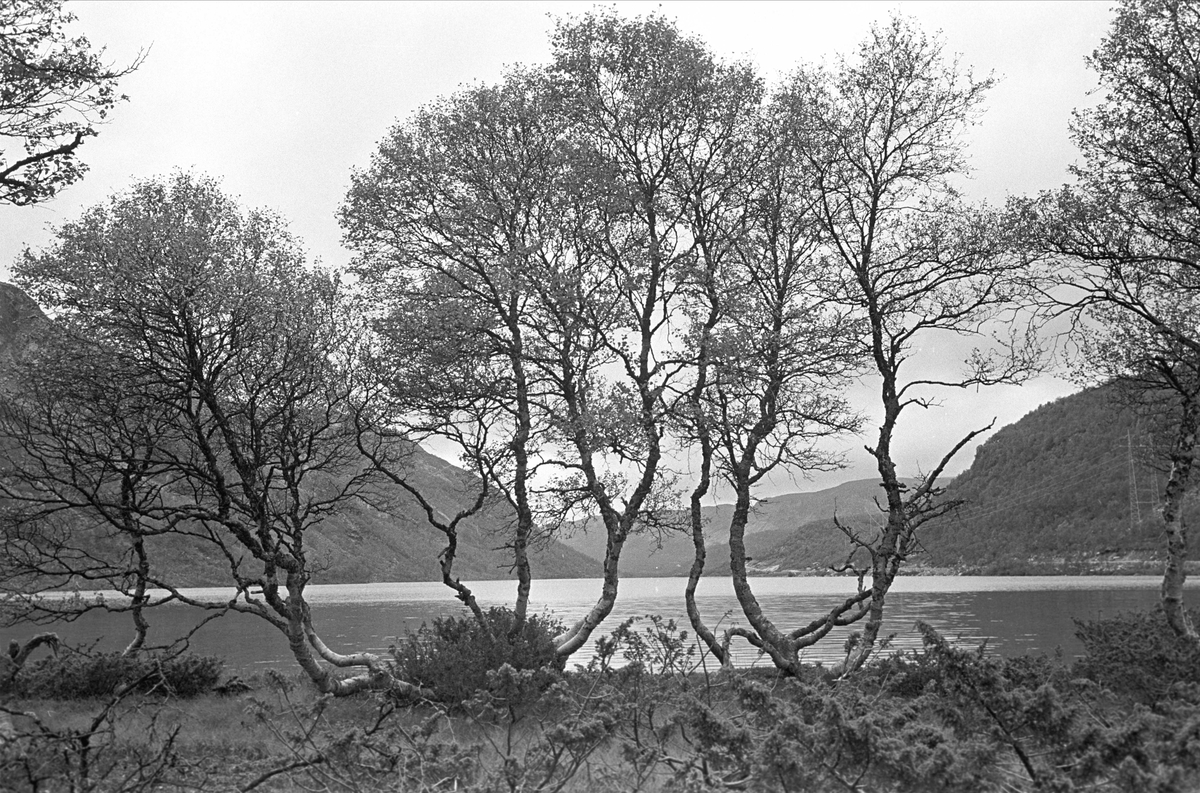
[666,621,1200,792]
[591,615,700,679]
[15,649,224,699]
[390,607,563,703]
[1073,607,1200,704]
[676,669,1002,792]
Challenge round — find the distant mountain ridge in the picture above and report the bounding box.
[558,477,915,577]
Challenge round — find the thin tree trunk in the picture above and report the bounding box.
[123,534,150,656]
[845,542,898,672]
[683,289,727,665]
[551,339,662,658]
[839,393,905,674]
[1161,396,1199,640]
[510,356,534,637]
[510,522,532,633]
[686,463,728,666]
[119,474,150,656]
[437,528,489,630]
[368,461,492,632]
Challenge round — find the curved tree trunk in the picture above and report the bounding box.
[832,474,924,673]
[834,413,985,675]
[1,633,59,692]
[361,450,493,632]
[685,463,729,667]
[437,529,488,631]
[551,325,664,659]
[122,533,150,656]
[727,485,801,674]
[554,523,625,657]
[281,575,427,697]
[837,389,906,675]
[683,286,729,667]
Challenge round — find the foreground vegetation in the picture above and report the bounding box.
[3,609,1200,793]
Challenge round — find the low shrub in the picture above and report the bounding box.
[676,670,1003,792]
[390,607,563,703]
[860,642,946,697]
[1074,607,1200,704]
[591,614,700,679]
[15,649,224,699]
[670,623,1200,792]
[12,616,1200,792]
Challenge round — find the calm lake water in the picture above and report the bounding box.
[6,576,1195,672]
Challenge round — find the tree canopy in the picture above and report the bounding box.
[4,172,427,694]
[342,9,1039,675]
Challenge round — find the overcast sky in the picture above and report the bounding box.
[0,1,1117,494]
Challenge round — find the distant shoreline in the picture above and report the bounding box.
[12,561,1199,597]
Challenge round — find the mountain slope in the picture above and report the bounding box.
[130,443,599,586]
[0,282,49,391]
[916,384,1184,572]
[0,282,597,586]
[733,384,1196,575]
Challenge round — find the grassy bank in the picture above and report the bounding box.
[4,612,1200,792]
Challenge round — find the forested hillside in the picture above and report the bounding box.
[734,385,1196,575]
[918,385,1186,573]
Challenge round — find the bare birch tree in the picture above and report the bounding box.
[344,11,772,660]
[543,9,775,656]
[782,17,1040,673]
[672,87,866,673]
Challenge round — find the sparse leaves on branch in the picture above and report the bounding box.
[0,0,142,205]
